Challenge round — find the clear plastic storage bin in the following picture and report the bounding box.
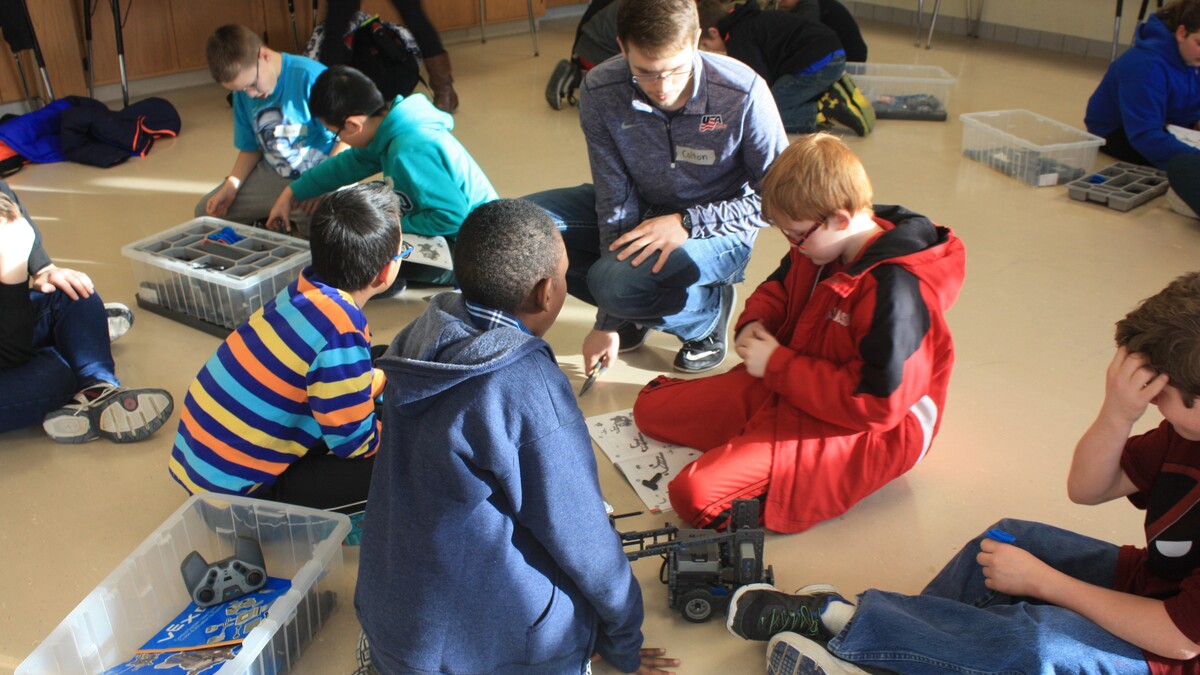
[845,63,956,121]
[959,109,1105,187]
[17,494,350,675]
[122,219,310,335]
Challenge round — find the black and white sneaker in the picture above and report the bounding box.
[673,284,735,373]
[617,321,651,353]
[546,58,584,111]
[727,582,847,643]
[43,383,174,444]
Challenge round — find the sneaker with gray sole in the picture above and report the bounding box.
[43,383,174,444]
[767,633,880,675]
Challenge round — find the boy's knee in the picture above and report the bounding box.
[632,376,677,433]
[667,473,705,526]
[987,518,1039,538]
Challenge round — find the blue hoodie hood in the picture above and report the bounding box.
[375,292,546,409]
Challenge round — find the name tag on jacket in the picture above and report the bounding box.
[675,145,715,165]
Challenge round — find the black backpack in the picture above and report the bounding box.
[350,17,424,100]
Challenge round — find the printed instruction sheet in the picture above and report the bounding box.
[586,408,701,513]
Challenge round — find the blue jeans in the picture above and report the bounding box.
[524,184,751,341]
[0,290,118,433]
[772,55,847,134]
[828,519,1150,674]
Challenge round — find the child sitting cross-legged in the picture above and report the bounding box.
[355,198,677,675]
[170,182,404,519]
[634,132,965,534]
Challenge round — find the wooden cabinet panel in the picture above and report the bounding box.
[26,0,85,98]
[358,0,543,32]
[73,0,177,88]
[261,0,318,55]
[0,48,35,105]
[170,0,267,71]
[485,0,546,24]
[0,0,551,105]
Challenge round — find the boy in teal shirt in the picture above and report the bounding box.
[268,65,497,285]
[196,24,345,239]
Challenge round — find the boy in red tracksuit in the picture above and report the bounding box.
[633,133,965,534]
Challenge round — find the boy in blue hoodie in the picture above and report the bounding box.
[355,199,677,675]
[1086,0,1200,169]
[267,65,497,285]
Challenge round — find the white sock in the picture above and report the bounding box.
[820,598,856,634]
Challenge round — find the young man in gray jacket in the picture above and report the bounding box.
[525,0,788,374]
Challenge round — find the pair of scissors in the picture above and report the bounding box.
[579,357,608,396]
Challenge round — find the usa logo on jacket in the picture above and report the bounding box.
[699,115,727,132]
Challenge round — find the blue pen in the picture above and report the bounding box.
[985,528,1016,544]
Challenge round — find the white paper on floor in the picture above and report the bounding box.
[585,408,700,513]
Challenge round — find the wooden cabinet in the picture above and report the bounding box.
[362,0,546,31]
[0,0,550,104]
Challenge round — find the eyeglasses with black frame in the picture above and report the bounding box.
[630,65,693,85]
[242,56,262,94]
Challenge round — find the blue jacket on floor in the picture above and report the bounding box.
[355,292,644,675]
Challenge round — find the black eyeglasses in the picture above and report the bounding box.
[392,241,414,262]
[630,65,693,85]
[242,57,261,94]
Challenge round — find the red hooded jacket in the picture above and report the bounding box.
[738,205,965,531]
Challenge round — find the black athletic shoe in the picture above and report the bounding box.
[727,583,848,643]
[673,284,735,373]
[617,321,650,353]
[549,59,576,110]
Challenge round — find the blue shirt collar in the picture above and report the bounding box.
[464,300,532,335]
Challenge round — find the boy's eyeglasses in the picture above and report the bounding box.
[392,242,414,262]
[241,57,261,94]
[776,216,826,246]
[630,66,692,85]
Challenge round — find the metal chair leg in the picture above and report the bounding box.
[108,0,128,106]
[1112,0,1123,61]
[479,0,487,43]
[527,0,538,56]
[915,0,924,47]
[925,0,942,48]
[83,0,95,98]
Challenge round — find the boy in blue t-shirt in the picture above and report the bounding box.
[194,24,345,238]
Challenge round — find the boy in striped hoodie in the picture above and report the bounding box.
[169,182,404,517]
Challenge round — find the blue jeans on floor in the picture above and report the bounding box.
[828,519,1150,674]
[0,290,118,433]
[524,184,751,341]
[772,55,847,134]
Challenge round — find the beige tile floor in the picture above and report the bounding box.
[2,11,1197,675]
